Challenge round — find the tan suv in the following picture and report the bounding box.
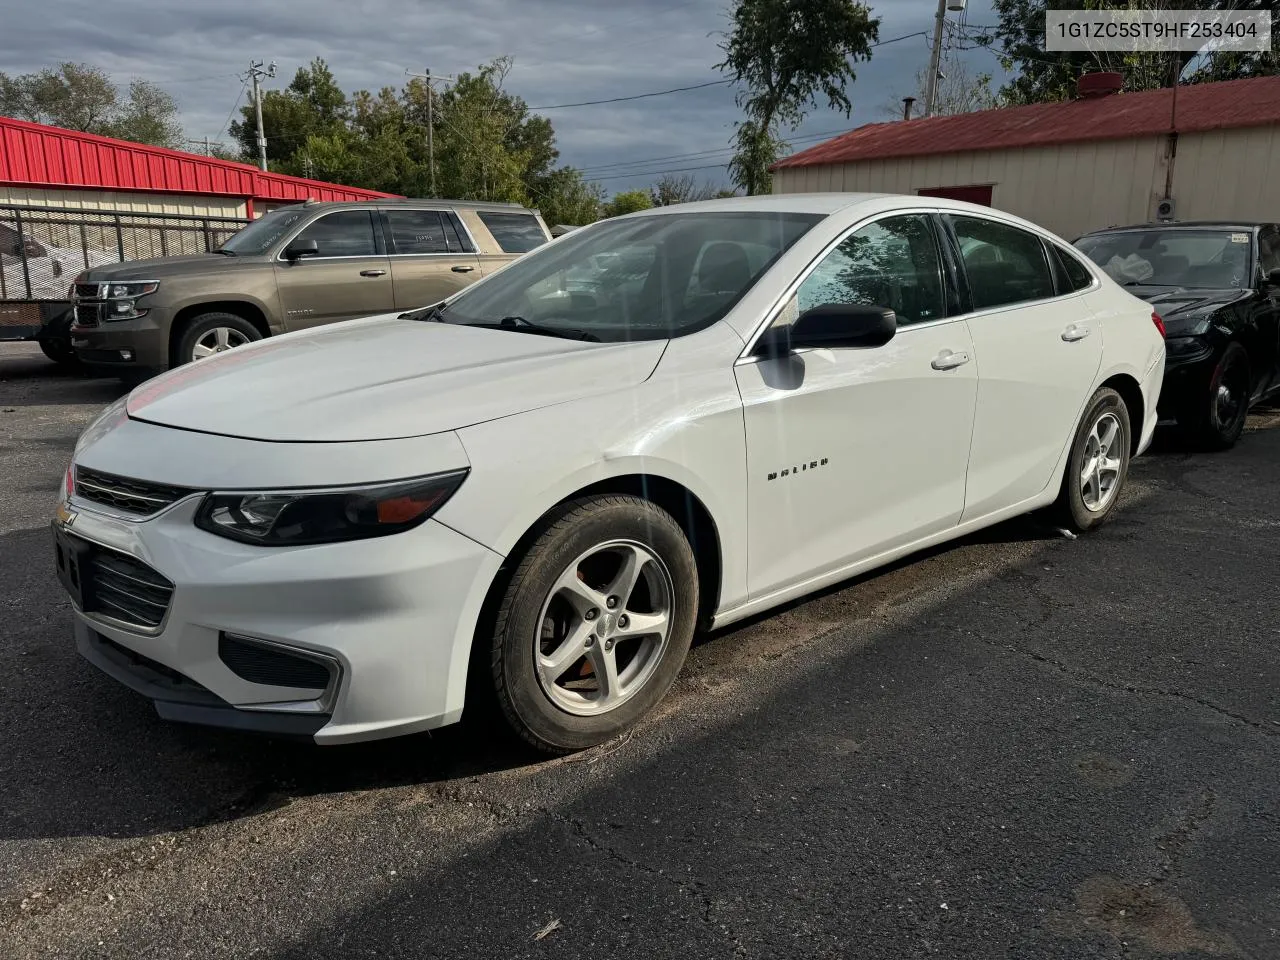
[69,199,551,374]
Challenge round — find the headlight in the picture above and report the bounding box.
[108,282,159,299]
[194,470,469,546]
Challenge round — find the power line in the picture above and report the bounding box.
[212,78,248,149]
[529,79,732,111]
[576,128,856,175]
[587,161,732,183]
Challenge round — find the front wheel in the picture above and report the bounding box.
[487,495,699,754]
[1053,386,1132,533]
[1177,341,1250,450]
[173,312,262,367]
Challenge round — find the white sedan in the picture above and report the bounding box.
[52,195,1165,753]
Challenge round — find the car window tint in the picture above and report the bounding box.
[385,210,449,254]
[1075,228,1250,289]
[952,216,1055,309]
[292,210,379,257]
[1259,227,1280,275]
[796,214,945,326]
[1054,242,1094,291]
[443,213,473,252]
[477,212,547,253]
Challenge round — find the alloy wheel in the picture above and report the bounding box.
[533,539,675,717]
[191,326,250,361]
[1080,411,1123,512]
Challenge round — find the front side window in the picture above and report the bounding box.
[1075,228,1253,289]
[1258,227,1280,277]
[951,216,1055,309]
[290,210,379,258]
[431,211,822,342]
[795,214,945,326]
[386,210,449,254]
[478,212,548,253]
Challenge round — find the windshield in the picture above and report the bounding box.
[1076,229,1254,289]
[431,210,823,342]
[219,208,309,255]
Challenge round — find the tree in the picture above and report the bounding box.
[602,190,654,218]
[718,0,879,193]
[883,62,998,119]
[987,0,1280,105]
[0,63,183,147]
[534,167,605,226]
[649,173,723,206]
[231,58,348,167]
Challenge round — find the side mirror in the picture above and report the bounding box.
[758,303,897,356]
[284,238,319,261]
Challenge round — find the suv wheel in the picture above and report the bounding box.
[174,312,262,367]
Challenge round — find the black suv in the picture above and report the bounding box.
[1075,222,1280,448]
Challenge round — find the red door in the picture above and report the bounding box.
[917,184,993,206]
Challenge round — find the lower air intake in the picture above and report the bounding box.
[218,635,333,691]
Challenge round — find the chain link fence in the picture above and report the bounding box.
[0,204,249,302]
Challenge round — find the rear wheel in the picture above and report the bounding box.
[1177,341,1250,450]
[1053,386,1131,533]
[173,312,262,367]
[487,495,698,754]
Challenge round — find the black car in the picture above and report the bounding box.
[1075,222,1280,448]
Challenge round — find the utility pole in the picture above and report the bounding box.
[405,68,457,197]
[923,0,966,117]
[244,60,277,172]
[186,137,214,156]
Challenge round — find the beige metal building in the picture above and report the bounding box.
[772,75,1280,240]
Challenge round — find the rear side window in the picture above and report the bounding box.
[291,210,379,258]
[386,210,449,254]
[1052,243,1094,291]
[951,216,1055,309]
[477,212,548,253]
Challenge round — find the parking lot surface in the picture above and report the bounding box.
[2,341,1278,959]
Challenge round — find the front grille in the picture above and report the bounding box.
[74,282,102,300]
[219,635,332,690]
[73,302,102,327]
[86,549,174,629]
[75,466,192,516]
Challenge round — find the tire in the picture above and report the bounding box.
[487,494,699,754]
[172,312,262,367]
[1053,386,1132,533]
[1176,341,1250,450]
[38,333,81,369]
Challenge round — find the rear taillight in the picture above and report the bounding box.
[1151,311,1166,337]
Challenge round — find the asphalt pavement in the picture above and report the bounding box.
[1,340,1278,959]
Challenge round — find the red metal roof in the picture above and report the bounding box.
[775,75,1280,170]
[0,115,397,202]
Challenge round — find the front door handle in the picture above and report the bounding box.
[360,269,387,278]
[451,265,475,274]
[1061,323,1091,342]
[931,349,971,371]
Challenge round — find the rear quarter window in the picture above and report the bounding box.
[477,212,548,254]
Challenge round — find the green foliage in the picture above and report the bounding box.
[718,0,879,193]
[231,59,348,166]
[533,167,606,226]
[649,173,723,206]
[988,0,1280,105]
[0,63,183,148]
[602,190,654,218]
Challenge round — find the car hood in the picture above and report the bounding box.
[80,253,266,281]
[125,314,668,442]
[1122,285,1250,333]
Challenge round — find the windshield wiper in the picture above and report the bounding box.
[492,316,600,342]
[402,303,447,322]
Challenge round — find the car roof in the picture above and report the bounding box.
[1081,221,1266,236]
[622,192,1037,219]
[293,198,535,213]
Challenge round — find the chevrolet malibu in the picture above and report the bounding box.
[53,195,1165,753]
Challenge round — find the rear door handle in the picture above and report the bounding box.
[931,349,971,371]
[451,265,475,274]
[1061,323,1091,342]
[360,269,386,278]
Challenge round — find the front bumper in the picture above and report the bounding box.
[70,304,171,370]
[59,495,503,745]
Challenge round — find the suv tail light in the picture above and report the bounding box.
[1151,311,1166,337]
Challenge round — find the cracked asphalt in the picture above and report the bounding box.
[1,340,1278,959]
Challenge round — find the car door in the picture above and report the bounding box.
[382,208,482,310]
[944,214,1104,522]
[274,209,394,330]
[734,212,978,598]
[1252,225,1280,398]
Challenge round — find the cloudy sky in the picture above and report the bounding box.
[2,0,1005,193]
